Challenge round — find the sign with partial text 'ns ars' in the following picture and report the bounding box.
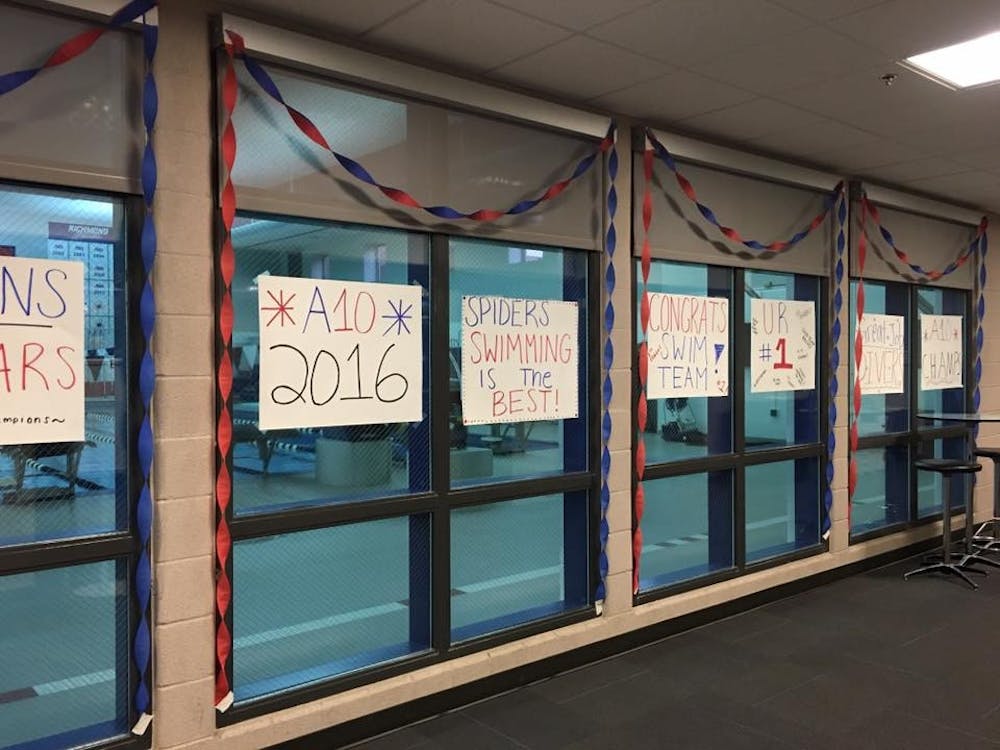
[0,257,84,445]
[258,276,423,430]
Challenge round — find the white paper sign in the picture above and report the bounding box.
[859,314,905,395]
[750,298,816,393]
[645,292,729,398]
[258,276,423,430]
[461,295,578,425]
[0,257,84,445]
[920,314,963,391]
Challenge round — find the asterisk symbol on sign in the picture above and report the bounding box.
[261,289,296,328]
[382,299,413,336]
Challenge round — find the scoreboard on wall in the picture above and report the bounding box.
[47,222,114,351]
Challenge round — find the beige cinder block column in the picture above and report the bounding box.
[150,0,218,748]
[974,220,999,520]
[603,120,634,615]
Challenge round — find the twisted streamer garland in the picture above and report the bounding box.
[645,129,842,253]
[848,200,868,506]
[634,142,653,594]
[132,14,157,733]
[595,132,617,611]
[862,195,986,281]
[224,31,614,223]
[215,39,239,712]
[974,232,988,441]
[825,193,847,539]
[0,0,155,95]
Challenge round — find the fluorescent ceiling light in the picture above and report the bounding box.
[904,31,1000,88]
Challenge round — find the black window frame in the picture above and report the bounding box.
[215,212,603,727]
[848,279,973,544]
[632,260,829,606]
[0,178,148,750]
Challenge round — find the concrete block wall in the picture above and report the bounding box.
[141,2,989,748]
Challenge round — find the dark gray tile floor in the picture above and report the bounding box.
[350,555,1000,749]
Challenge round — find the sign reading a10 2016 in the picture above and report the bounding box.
[461,295,578,425]
[257,276,424,430]
[645,292,729,399]
[749,298,816,393]
[0,257,84,445]
[920,314,963,391]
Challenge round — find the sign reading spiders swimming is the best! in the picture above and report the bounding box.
[257,276,423,430]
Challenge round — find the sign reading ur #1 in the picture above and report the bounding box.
[461,295,578,425]
[749,298,816,393]
[645,292,729,399]
[859,314,905,395]
[0,257,84,445]
[920,314,963,391]
[258,276,423,430]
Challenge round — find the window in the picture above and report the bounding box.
[0,183,137,750]
[223,215,597,714]
[849,281,970,538]
[635,261,825,596]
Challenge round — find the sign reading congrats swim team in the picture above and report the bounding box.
[0,257,84,445]
[646,293,729,399]
[461,295,578,425]
[749,298,816,393]
[257,276,423,430]
[920,314,963,391]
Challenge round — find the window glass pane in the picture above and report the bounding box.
[637,472,734,591]
[232,515,430,702]
[451,492,588,642]
[746,458,820,563]
[852,446,910,535]
[744,271,820,450]
[917,437,969,518]
[640,260,733,464]
[849,281,910,436]
[917,287,967,419]
[230,216,430,515]
[449,239,588,487]
[0,184,129,546]
[0,560,129,750]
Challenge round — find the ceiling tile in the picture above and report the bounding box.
[745,119,879,156]
[867,157,969,182]
[900,171,1000,206]
[689,27,890,95]
[363,0,571,71]
[234,0,422,36]
[490,35,672,100]
[587,0,813,66]
[769,0,891,21]
[949,145,1000,171]
[675,98,825,142]
[590,70,755,121]
[487,0,658,31]
[830,0,1000,58]
[808,138,923,171]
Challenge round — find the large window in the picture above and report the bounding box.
[849,281,969,538]
[223,215,596,713]
[0,183,137,750]
[635,261,824,595]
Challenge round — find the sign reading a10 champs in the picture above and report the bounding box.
[258,276,423,430]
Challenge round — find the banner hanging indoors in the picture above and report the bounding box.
[0,256,84,444]
[859,314,905,395]
[749,298,816,394]
[645,292,729,399]
[257,276,423,429]
[461,295,579,425]
[920,314,963,391]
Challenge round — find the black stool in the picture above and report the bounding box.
[973,448,1000,552]
[905,458,984,589]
